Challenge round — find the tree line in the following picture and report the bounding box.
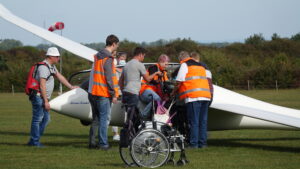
[0,33,300,92]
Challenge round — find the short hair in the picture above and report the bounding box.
[158,54,170,63]
[106,34,119,46]
[178,51,190,61]
[133,46,147,56]
[117,52,127,58]
[190,52,200,61]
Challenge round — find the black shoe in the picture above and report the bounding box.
[185,145,198,149]
[88,144,99,149]
[198,145,208,149]
[99,145,110,151]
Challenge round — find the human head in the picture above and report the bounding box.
[106,34,119,52]
[158,54,170,70]
[117,52,127,66]
[46,47,60,64]
[178,51,190,61]
[133,46,147,62]
[190,52,200,62]
[117,52,127,61]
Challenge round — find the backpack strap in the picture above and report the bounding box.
[34,62,54,80]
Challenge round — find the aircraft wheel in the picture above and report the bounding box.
[80,120,91,126]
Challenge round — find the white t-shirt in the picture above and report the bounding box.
[176,63,210,103]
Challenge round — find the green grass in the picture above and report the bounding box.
[0,89,300,169]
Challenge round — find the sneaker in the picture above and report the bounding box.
[113,134,120,141]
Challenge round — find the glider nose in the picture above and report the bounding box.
[49,88,91,121]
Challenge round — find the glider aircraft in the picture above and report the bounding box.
[1,3,300,130]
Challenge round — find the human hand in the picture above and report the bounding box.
[70,85,79,89]
[156,71,162,76]
[44,101,50,111]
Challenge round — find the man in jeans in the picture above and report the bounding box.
[88,34,119,150]
[172,51,212,148]
[28,47,77,147]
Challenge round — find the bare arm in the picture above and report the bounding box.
[55,71,78,90]
[142,71,162,82]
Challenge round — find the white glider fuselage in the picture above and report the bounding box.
[49,86,296,130]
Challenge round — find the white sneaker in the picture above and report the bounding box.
[113,134,120,141]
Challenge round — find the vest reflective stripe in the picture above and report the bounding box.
[178,88,210,97]
[94,71,105,75]
[185,76,207,81]
[178,58,211,100]
[93,82,107,87]
[94,71,117,77]
[91,55,119,97]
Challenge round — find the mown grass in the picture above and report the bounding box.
[0,89,300,169]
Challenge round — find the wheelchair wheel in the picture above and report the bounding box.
[131,129,170,168]
[119,145,136,167]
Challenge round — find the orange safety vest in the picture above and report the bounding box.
[91,55,119,98]
[140,63,168,96]
[178,58,211,100]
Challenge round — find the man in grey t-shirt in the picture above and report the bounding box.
[119,47,161,105]
[28,47,78,147]
[118,47,161,146]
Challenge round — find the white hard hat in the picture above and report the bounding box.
[46,47,60,56]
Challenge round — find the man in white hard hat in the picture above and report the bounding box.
[27,47,78,147]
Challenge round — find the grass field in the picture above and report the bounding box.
[0,89,300,169]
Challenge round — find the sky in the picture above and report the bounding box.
[1,0,300,46]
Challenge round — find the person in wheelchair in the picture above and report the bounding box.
[139,54,170,120]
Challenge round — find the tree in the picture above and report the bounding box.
[245,33,265,45]
[0,39,23,50]
[291,33,300,42]
[271,33,280,41]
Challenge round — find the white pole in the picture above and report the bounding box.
[247,80,250,90]
[12,84,14,96]
[59,30,63,95]
[275,80,278,92]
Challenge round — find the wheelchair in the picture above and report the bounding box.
[119,95,188,168]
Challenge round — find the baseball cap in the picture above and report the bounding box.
[46,47,60,56]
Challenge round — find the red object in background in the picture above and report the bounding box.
[48,22,64,32]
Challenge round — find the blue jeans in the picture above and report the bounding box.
[28,95,50,146]
[186,101,209,148]
[122,91,139,107]
[89,95,111,147]
[140,90,161,118]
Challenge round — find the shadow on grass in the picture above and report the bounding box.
[209,137,300,153]
[0,130,120,148]
[2,130,299,153]
[0,130,87,139]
